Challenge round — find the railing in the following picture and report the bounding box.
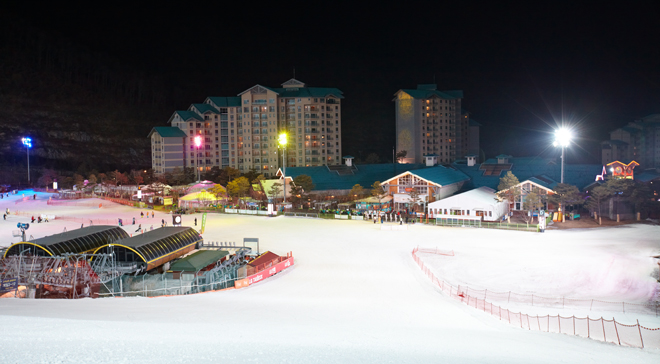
[412,247,660,349]
[433,217,539,232]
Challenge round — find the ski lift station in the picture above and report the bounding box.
[4,225,129,258]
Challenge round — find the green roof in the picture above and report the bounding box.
[148,126,187,138]
[170,250,228,272]
[408,166,470,186]
[174,110,203,122]
[452,157,603,191]
[284,163,427,191]
[192,103,219,114]
[206,97,241,108]
[636,170,660,183]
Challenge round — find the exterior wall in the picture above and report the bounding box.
[436,181,463,200]
[155,81,343,178]
[395,92,418,163]
[151,133,184,174]
[395,91,464,164]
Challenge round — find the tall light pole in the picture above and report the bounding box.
[194,135,202,183]
[552,128,572,184]
[278,133,287,205]
[22,137,32,184]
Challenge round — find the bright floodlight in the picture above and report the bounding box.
[22,137,32,148]
[278,133,287,146]
[553,128,571,147]
[194,135,202,147]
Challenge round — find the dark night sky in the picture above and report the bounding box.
[3,2,660,164]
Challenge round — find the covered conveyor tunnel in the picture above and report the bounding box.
[3,226,130,258]
[91,227,203,271]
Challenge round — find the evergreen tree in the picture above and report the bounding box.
[522,190,545,224]
[268,182,283,202]
[349,184,365,200]
[496,171,521,205]
[548,183,583,216]
[371,181,385,211]
[585,184,610,220]
[293,175,315,193]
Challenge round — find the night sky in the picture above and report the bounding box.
[3,2,659,164]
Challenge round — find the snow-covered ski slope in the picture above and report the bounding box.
[1,192,659,363]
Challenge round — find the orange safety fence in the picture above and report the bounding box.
[414,248,659,316]
[412,247,660,349]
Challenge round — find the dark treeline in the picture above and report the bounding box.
[0,13,177,106]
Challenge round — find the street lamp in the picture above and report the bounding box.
[278,133,287,205]
[194,135,202,183]
[552,128,572,184]
[22,137,32,184]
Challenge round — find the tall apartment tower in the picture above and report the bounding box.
[602,114,660,168]
[151,79,343,176]
[394,84,463,164]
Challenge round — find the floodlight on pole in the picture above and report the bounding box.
[22,137,32,184]
[194,135,202,182]
[552,128,572,184]
[279,133,287,206]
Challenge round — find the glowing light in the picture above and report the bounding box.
[553,128,572,147]
[22,137,32,148]
[278,133,287,146]
[194,136,202,147]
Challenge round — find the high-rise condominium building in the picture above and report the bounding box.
[149,79,343,176]
[602,114,660,169]
[393,84,469,164]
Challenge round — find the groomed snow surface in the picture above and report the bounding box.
[1,191,659,363]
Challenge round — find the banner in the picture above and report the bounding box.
[0,278,18,293]
[163,198,173,206]
[201,212,207,234]
[234,256,294,289]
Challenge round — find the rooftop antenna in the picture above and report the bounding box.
[293,67,296,79]
[433,74,436,84]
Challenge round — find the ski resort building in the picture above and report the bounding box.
[92,227,203,272]
[279,157,426,195]
[150,79,344,176]
[380,164,470,211]
[427,186,508,221]
[4,225,129,258]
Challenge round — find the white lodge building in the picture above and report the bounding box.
[426,186,509,222]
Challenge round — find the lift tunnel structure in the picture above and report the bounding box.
[91,227,203,271]
[3,226,129,258]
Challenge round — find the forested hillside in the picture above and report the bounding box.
[0,14,177,184]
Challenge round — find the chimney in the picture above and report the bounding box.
[343,155,354,167]
[425,155,437,167]
[466,155,476,167]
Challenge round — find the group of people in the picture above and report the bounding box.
[140,211,155,219]
[31,215,49,223]
[368,210,414,225]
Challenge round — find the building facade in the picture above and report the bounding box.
[602,114,660,169]
[394,84,474,164]
[148,127,187,175]
[151,79,343,176]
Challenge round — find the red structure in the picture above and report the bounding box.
[607,161,639,180]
